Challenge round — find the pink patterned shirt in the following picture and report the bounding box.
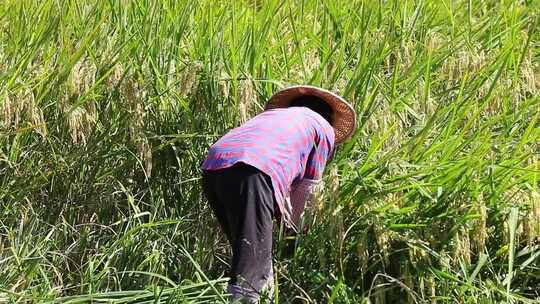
[202,107,335,225]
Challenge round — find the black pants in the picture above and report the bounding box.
[202,163,275,298]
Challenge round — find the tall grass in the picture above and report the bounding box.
[0,0,539,302]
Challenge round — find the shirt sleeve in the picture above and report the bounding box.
[289,178,320,229]
[304,135,333,180]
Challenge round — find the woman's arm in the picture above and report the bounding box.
[289,178,320,232]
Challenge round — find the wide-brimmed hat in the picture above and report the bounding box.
[265,85,357,144]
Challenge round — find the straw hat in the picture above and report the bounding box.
[265,85,357,144]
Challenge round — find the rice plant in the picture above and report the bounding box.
[0,0,539,302]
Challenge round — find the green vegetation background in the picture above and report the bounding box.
[0,0,539,303]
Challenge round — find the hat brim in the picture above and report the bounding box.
[265,85,357,144]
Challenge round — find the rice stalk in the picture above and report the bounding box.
[0,0,538,302]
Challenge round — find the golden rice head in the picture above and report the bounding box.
[374,224,392,264]
[365,95,405,150]
[121,76,152,177]
[409,240,431,268]
[426,275,437,304]
[218,70,231,101]
[471,195,488,254]
[58,90,70,114]
[62,95,97,145]
[27,94,47,138]
[238,78,255,124]
[401,40,416,69]
[219,80,230,101]
[442,46,487,83]
[121,77,145,133]
[453,227,471,266]
[106,63,125,89]
[326,166,344,241]
[502,188,527,245]
[484,78,514,116]
[327,165,340,200]
[2,91,12,129]
[179,60,202,98]
[67,106,89,145]
[401,263,414,302]
[332,77,348,95]
[311,179,326,212]
[13,90,28,129]
[521,48,538,95]
[137,137,153,178]
[426,32,445,52]
[439,252,452,272]
[85,101,98,126]
[70,59,97,97]
[303,48,320,79]
[398,40,415,71]
[523,191,540,245]
[356,231,369,274]
[383,33,414,73]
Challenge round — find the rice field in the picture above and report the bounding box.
[0,0,539,303]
